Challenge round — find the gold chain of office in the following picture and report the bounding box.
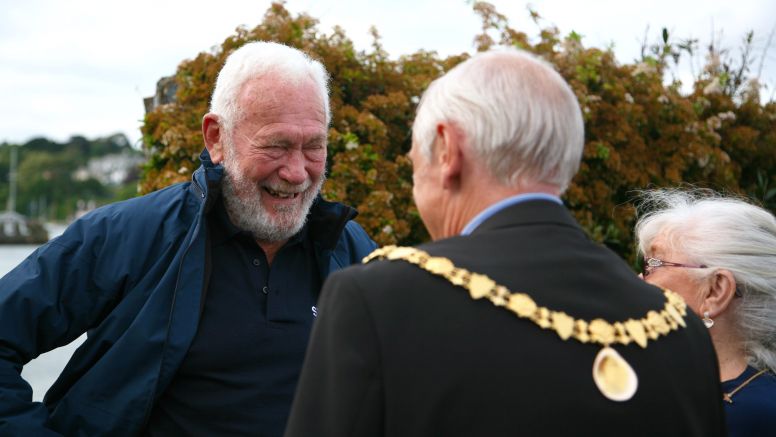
[363,246,688,348]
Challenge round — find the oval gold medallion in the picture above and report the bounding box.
[592,347,638,402]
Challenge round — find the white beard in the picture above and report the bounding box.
[220,146,324,243]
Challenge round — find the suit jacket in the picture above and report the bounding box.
[285,200,726,437]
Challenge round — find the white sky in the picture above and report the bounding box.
[1,0,773,147]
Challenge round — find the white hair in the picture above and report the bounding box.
[209,41,330,136]
[635,188,776,373]
[411,48,584,192]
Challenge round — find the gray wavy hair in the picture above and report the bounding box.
[411,48,584,193]
[635,188,776,373]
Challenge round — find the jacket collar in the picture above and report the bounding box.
[190,149,223,214]
[306,196,358,250]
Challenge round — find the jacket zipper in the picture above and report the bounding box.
[139,171,207,428]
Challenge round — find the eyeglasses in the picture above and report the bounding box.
[641,257,707,277]
[641,257,743,297]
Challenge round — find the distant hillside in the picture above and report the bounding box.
[0,133,144,221]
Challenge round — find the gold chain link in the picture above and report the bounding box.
[364,245,688,348]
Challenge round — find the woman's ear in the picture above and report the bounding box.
[702,269,738,318]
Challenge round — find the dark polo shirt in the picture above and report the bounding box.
[145,199,321,436]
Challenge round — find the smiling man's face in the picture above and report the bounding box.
[221,75,327,243]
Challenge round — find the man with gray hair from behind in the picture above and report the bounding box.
[0,41,376,436]
[636,188,776,437]
[285,48,725,437]
[286,49,724,437]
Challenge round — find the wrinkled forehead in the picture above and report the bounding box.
[239,73,323,106]
[231,75,327,130]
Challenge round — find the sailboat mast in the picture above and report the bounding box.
[7,146,17,212]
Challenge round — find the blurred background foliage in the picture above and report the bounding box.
[1,134,141,221]
[140,1,776,265]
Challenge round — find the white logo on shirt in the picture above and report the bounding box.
[311,306,318,318]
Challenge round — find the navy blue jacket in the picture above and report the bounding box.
[0,150,377,436]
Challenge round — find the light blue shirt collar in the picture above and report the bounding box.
[460,193,562,235]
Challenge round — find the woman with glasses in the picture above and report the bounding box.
[635,189,776,437]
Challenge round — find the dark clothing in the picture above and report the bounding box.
[145,199,322,436]
[286,200,726,437]
[722,366,776,437]
[0,149,376,437]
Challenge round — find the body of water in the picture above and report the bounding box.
[1,224,85,402]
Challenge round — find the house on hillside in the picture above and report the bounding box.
[72,151,145,185]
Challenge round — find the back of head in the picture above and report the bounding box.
[635,188,776,372]
[412,48,584,192]
[209,41,330,136]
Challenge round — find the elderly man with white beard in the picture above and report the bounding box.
[0,42,376,437]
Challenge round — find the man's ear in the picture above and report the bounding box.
[703,269,738,318]
[202,113,225,164]
[435,123,463,190]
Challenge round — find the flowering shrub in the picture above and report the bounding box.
[141,2,775,264]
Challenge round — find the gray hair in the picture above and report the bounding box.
[411,48,584,192]
[209,41,330,136]
[635,188,776,373]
